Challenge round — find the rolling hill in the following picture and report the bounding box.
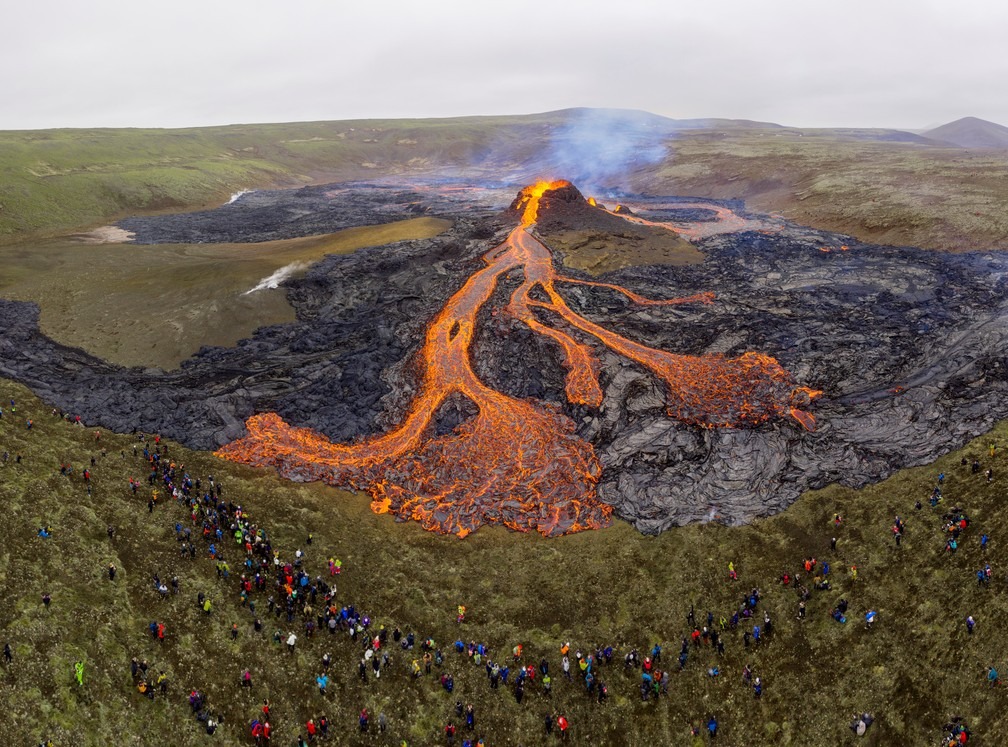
[924,116,1008,149]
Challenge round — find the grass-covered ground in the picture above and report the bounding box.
[645,129,1008,252]
[2,377,1007,746]
[0,115,557,241]
[0,217,449,370]
[4,113,1008,255]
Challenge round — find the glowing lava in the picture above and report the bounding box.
[218,181,819,538]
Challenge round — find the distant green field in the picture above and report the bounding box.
[645,130,1008,252]
[4,113,1008,253]
[0,217,451,370]
[0,114,561,240]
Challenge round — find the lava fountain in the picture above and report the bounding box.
[217,181,819,537]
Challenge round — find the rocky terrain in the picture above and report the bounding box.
[3,182,1008,533]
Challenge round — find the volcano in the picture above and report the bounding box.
[3,178,1008,536]
[216,181,818,537]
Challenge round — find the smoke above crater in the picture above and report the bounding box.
[538,108,673,194]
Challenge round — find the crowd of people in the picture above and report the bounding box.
[1,396,1001,744]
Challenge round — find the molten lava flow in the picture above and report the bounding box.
[514,180,574,226]
[600,200,776,241]
[218,181,819,538]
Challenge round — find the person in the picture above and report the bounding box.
[445,721,456,746]
[359,708,369,732]
[851,712,874,736]
[74,660,85,687]
[287,632,297,653]
[753,676,762,699]
[966,615,976,634]
[465,703,474,731]
[707,715,718,738]
[3,643,11,663]
[108,564,116,581]
[865,610,877,630]
[987,666,999,687]
[557,714,568,740]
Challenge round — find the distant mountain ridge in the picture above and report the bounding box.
[924,116,1008,148]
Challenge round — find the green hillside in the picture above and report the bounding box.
[4,111,1008,253]
[2,378,1007,745]
[0,114,562,240]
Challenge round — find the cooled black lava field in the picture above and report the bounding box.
[2,182,1007,533]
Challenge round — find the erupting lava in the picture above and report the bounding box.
[218,181,819,537]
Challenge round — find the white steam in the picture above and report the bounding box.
[244,261,309,295]
[227,189,254,204]
[540,108,674,193]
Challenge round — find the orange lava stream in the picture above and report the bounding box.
[217,182,819,537]
[603,201,772,241]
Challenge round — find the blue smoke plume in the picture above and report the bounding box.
[540,108,674,194]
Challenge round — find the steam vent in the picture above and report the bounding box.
[216,181,819,538]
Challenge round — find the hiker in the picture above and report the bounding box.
[317,671,329,694]
[108,564,116,581]
[359,708,369,732]
[3,643,11,664]
[966,615,976,634]
[287,632,297,653]
[707,715,718,738]
[851,712,874,736]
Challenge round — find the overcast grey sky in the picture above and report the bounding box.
[3,0,1005,130]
